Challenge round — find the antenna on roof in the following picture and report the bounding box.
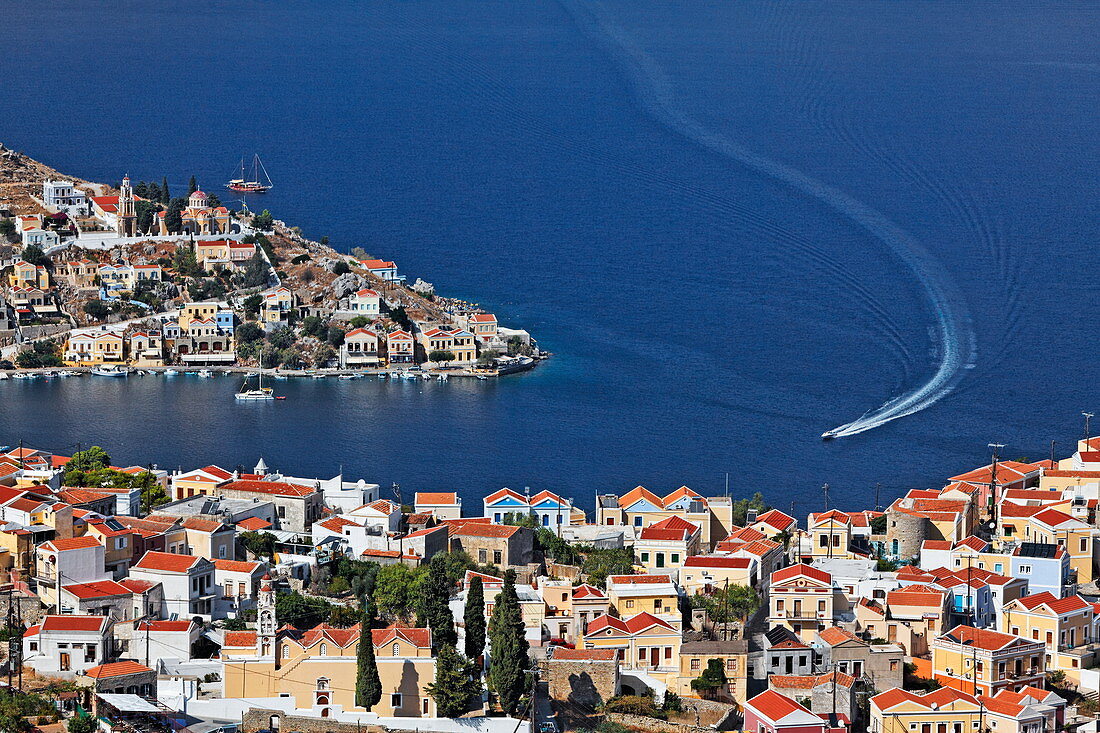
[822,483,830,511]
[874,483,882,512]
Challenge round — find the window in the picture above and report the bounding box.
[393,643,400,656]
[479,549,487,563]
[626,600,634,609]
[219,545,227,559]
[423,699,429,715]
[282,645,290,659]
[319,643,328,656]
[690,659,700,671]
[278,506,286,519]
[776,599,784,611]
[391,694,402,709]
[28,642,37,652]
[634,517,643,527]
[493,550,502,565]
[1082,537,1088,553]
[654,599,661,611]
[726,658,736,671]
[640,553,649,563]
[1020,565,1031,573]
[670,554,679,564]
[225,582,234,597]
[85,645,97,663]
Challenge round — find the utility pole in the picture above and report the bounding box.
[1084,412,1094,448]
[5,586,14,690]
[874,483,882,512]
[822,483,830,511]
[987,443,1005,524]
[1050,440,1056,467]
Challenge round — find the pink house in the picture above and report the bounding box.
[742,690,848,733]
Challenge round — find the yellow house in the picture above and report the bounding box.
[805,510,856,559]
[446,329,477,364]
[869,687,982,733]
[223,581,437,718]
[259,287,296,329]
[768,564,836,642]
[932,625,1045,697]
[1001,592,1099,682]
[676,639,748,706]
[595,486,735,550]
[1024,508,1097,584]
[178,302,222,331]
[605,574,680,627]
[580,611,681,688]
[64,331,125,366]
[9,260,49,289]
[679,556,755,596]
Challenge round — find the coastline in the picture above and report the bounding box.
[0,148,548,377]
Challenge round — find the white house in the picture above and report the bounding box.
[43,180,89,216]
[129,551,217,620]
[414,492,462,520]
[21,228,60,248]
[131,619,203,667]
[483,488,576,528]
[22,615,112,678]
[36,536,109,610]
[348,499,402,532]
[213,559,267,618]
[348,288,380,316]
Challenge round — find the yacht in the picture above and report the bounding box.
[235,363,275,401]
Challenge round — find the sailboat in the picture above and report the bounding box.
[235,357,275,401]
[226,154,273,193]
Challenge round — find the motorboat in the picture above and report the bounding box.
[437,373,448,382]
[821,429,840,441]
[164,369,179,376]
[0,373,8,380]
[92,366,127,377]
[197,370,214,378]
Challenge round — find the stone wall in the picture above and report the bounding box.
[604,701,740,733]
[546,562,581,582]
[547,657,619,709]
[243,710,387,733]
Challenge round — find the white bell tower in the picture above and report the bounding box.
[257,573,276,658]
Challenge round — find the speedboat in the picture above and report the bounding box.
[164,369,179,376]
[273,374,288,381]
[92,367,127,377]
[312,374,327,379]
[0,373,8,381]
[821,429,840,441]
[437,373,448,382]
[197,370,213,378]
[339,374,358,380]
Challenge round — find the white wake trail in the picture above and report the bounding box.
[560,0,977,438]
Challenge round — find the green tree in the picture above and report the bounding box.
[15,339,64,368]
[253,209,274,231]
[427,644,482,717]
[275,593,333,628]
[222,617,248,631]
[20,243,48,266]
[689,659,727,700]
[161,176,171,203]
[464,574,486,660]
[422,554,457,649]
[64,446,111,475]
[268,326,296,350]
[373,563,418,622]
[239,531,278,559]
[83,299,111,320]
[135,199,159,233]
[300,316,326,339]
[164,198,187,234]
[689,584,760,623]
[487,570,530,715]
[206,192,222,208]
[581,547,635,588]
[237,322,264,344]
[133,181,149,199]
[333,261,350,275]
[0,219,15,240]
[173,242,202,277]
[355,610,382,710]
[68,712,97,733]
[730,492,770,526]
[349,316,369,328]
[429,349,455,363]
[242,250,269,288]
[327,326,345,347]
[188,175,198,194]
[147,181,162,204]
[242,293,264,317]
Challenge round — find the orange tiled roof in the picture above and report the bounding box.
[83,661,153,679]
[415,492,458,505]
[133,550,202,573]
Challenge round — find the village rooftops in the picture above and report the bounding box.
[937,625,1041,653]
[132,550,205,573]
[82,661,154,679]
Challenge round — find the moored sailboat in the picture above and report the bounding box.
[226,154,273,193]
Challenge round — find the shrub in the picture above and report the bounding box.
[604,695,665,719]
[333,261,350,275]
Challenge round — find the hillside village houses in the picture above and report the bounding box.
[1,435,1100,733]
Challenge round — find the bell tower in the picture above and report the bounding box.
[257,573,276,658]
[117,175,137,237]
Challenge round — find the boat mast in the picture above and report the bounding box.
[254,154,274,188]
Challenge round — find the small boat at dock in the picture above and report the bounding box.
[92,366,127,378]
[197,370,213,378]
[165,369,179,376]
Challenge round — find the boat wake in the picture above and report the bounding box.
[558,0,977,438]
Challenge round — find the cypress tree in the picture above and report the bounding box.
[487,570,529,715]
[188,175,198,194]
[161,176,170,204]
[464,575,486,661]
[426,644,482,718]
[422,554,457,649]
[354,612,381,710]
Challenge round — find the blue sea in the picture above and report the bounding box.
[2,0,1098,517]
